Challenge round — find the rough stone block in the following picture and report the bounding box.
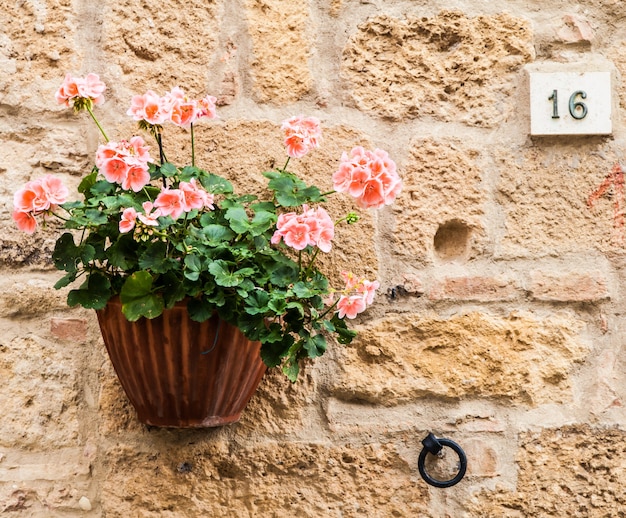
[0,0,79,112]
[467,426,626,516]
[244,0,312,104]
[101,440,431,516]
[392,138,486,264]
[330,312,589,406]
[102,0,220,99]
[0,330,83,449]
[342,11,534,126]
[497,144,625,256]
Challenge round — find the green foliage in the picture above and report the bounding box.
[51,161,360,381]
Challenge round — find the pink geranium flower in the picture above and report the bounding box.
[137,202,162,226]
[55,73,106,107]
[196,95,217,121]
[336,295,367,319]
[13,175,68,213]
[332,146,402,209]
[119,207,138,233]
[95,137,152,192]
[281,115,322,159]
[271,205,335,252]
[12,174,69,234]
[123,166,151,192]
[180,179,214,211]
[12,210,38,234]
[127,90,168,125]
[154,188,186,220]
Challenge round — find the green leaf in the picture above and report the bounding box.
[120,271,164,321]
[282,358,300,382]
[107,235,138,270]
[52,233,80,272]
[201,173,234,194]
[159,162,179,177]
[208,260,241,287]
[225,206,250,234]
[292,281,317,299]
[138,242,178,273]
[267,172,323,207]
[54,271,77,290]
[236,313,265,340]
[184,254,202,281]
[268,294,287,314]
[90,180,116,195]
[67,272,111,310]
[331,314,357,344]
[245,290,270,315]
[301,332,327,358]
[199,224,235,245]
[269,263,299,287]
[249,210,277,236]
[187,297,214,322]
[77,169,98,197]
[83,209,109,226]
[260,334,295,368]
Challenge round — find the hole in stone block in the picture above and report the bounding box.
[434,220,471,261]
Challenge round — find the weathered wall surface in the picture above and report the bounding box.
[0,0,625,516]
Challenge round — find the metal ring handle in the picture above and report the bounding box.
[418,435,467,488]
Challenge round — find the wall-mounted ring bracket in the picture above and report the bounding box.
[418,432,467,488]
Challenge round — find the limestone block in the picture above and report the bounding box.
[0,277,68,317]
[392,138,486,264]
[329,312,588,406]
[497,144,626,256]
[244,0,312,104]
[342,11,535,126]
[101,440,431,516]
[102,0,221,100]
[0,0,79,111]
[467,426,626,516]
[0,331,83,448]
[608,41,626,111]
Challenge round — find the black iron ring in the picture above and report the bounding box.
[418,435,467,488]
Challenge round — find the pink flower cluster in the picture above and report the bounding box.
[332,146,402,209]
[153,180,215,221]
[55,73,106,107]
[95,137,152,192]
[119,180,215,233]
[119,202,162,233]
[281,115,322,159]
[127,86,217,128]
[12,175,69,234]
[271,205,334,252]
[335,271,380,319]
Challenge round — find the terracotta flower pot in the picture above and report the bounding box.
[96,298,267,427]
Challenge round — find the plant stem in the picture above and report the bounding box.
[318,298,340,320]
[319,190,336,197]
[281,157,291,172]
[86,105,109,142]
[191,123,195,167]
[157,132,167,165]
[305,248,320,277]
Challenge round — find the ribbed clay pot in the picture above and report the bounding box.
[96,298,267,427]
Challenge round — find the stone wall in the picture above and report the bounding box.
[1,1,625,516]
